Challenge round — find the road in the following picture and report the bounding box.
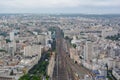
[52,27,95,80]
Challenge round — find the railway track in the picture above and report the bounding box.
[52,27,95,80]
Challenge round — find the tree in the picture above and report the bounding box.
[72,44,76,48]
[105,63,108,76]
[31,75,40,80]
[19,74,30,80]
[10,69,14,75]
[6,39,11,43]
[22,68,27,74]
[65,36,72,42]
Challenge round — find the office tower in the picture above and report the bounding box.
[8,43,14,57]
[24,45,41,58]
[10,32,15,41]
[84,41,94,62]
[8,31,16,57]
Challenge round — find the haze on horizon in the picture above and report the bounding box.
[0,0,120,14]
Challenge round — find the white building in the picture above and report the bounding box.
[112,68,120,80]
[10,32,15,41]
[24,45,42,58]
[8,42,16,57]
[101,29,118,38]
[84,41,94,62]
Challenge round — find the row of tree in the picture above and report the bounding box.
[106,33,120,41]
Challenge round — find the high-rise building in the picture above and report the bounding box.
[8,43,14,57]
[7,40,16,57]
[24,45,42,58]
[101,28,118,38]
[84,41,94,62]
[10,32,15,41]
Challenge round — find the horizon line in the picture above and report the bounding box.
[0,13,120,15]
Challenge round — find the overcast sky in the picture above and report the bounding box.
[0,0,120,14]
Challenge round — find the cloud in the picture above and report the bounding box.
[0,0,120,13]
[83,0,120,7]
[0,0,80,8]
[0,0,120,9]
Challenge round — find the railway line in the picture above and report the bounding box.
[52,27,95,80]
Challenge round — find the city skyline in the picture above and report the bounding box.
[0,0,120,14]
[0,12,120,80]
